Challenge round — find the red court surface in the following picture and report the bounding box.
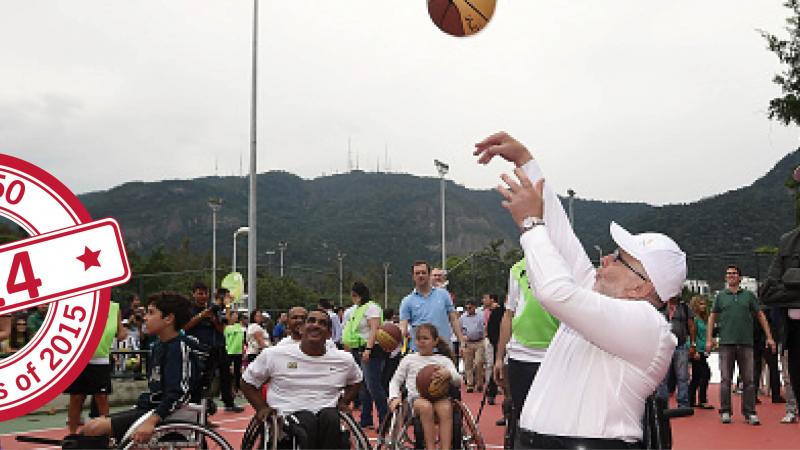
[3,384,799,449]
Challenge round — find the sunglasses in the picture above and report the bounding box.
[305,316,330,328]
[612,249,648,282]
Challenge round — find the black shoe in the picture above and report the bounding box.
[477,385,483,392]
[487,397,496,405]
[773,396,787,404]
[495,418,506,426]
[755,398,762,404]
[225,405,245,413]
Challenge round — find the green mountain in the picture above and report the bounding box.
[78,149,800,292]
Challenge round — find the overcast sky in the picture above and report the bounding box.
[3,1,799,206]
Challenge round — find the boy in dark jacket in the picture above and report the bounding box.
[81,292,205,444]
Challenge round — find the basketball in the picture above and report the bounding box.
[376,322,403,352]
[428,0,496,37]
[416,364,450,401]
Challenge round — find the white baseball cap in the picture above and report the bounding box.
[609,222,687,302]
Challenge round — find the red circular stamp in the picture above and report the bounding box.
[0,154,130,421]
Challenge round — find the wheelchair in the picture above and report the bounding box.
[375,390,484,450]
[117,401,233,450]
[240,408,371,450]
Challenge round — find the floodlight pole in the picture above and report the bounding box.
[278,241,288,277]
[435,159,449,270]
[567,189,576,228]
[337,251,346,306]
[383,262,390,309]
[247,0,259,316]
[208,197,222,294]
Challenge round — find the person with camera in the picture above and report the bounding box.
[184,281,244,413]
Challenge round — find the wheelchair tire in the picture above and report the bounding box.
[241,414,280,450]
[453,400,485,450]
[376,402,415,450]
[118,422,233,450]
[338,411,372,450]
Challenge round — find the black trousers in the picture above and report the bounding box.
[226,353,242,392]
[787,316,800,405]
[507,358,540,423]
[689,354,711,405]
[516,430,643,449]
[287,407,343,449]
[753,343,781,400]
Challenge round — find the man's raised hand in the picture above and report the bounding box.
[474,132,533,167]
[497,167,545,228]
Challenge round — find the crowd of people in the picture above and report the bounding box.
[19,131,800,449]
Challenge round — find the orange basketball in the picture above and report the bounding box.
[376,322,403,352]
[416,364,450,401]
[428,0,496,37]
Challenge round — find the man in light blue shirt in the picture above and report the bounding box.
[399,260,467,352]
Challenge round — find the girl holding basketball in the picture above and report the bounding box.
[388,323,461,450]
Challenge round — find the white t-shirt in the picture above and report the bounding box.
[241,343,362,415]
[504,273,547,363]
[352,302,382,340]
[517,160,675,443]
[388,353,461,401]
[246,323,270,355]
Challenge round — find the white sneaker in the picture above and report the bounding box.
[720,412,732,424]
[746,414,761,426]
[780,412,798,424]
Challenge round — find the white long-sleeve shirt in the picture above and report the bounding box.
[518,160,675,443]
[388,353,461,401]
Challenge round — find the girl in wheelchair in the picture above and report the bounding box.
[388,324,461,450]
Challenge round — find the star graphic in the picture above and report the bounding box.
[77,246,102,270]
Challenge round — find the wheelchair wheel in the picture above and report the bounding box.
[453,400,485,450]
[338,411,371,450]
[376,402,415,450]
[241,414,280,450]
[119,422,233,450]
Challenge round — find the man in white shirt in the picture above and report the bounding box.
[475,131,684,448]
[240,309,362,449]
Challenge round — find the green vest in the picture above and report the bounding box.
[94,302,119,358]
[510,259,560,348]
[342,301,381,348]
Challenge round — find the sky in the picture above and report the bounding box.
[2,0,800,206]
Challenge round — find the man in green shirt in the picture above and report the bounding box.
[706,264,776,426]
[224,310,246,407]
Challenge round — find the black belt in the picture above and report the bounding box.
[517,429,643,450]
[467,338,484,342]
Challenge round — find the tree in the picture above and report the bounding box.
[762,0,800,126]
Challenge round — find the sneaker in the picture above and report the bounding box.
[720,412,732,424]
[773,396,787,404]
[225,405,245,413]
[699,403,715,410]
[477,385,483,392]
[466,387,474,393]
[780,412,798,424]
[746,414,761,426]
[487,397,496,405]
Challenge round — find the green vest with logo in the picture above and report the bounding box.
[94,301,119,358]
[510,259,560,348]
[342,301,382,348]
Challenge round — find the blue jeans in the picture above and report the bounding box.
[354,348,388,427]
[657,345,689,407]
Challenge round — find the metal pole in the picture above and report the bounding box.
[232,234,237,274]
[208,198,222,294]
[338,251,346,306]
[441,176,446,270]
[383,262,390,309]
[278,241,287,277]
[247,0,259,316]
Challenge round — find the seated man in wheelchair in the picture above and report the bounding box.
[80,293,206,446]
[388,323,462,450]
[240,308,363,449]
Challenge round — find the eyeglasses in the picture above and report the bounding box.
[612,249,648,282]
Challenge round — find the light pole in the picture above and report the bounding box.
[383,262,390,308]
[247,0,259,316]
[233,227,249,274]
[434,159,449,270]
[278,241,288,277]
[337,251,346,306]
[265,250,275,276]
[208,197,223,294]
[567,189,576,228]
[593,245,603,266]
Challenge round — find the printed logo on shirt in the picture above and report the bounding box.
[287,362,298,369]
